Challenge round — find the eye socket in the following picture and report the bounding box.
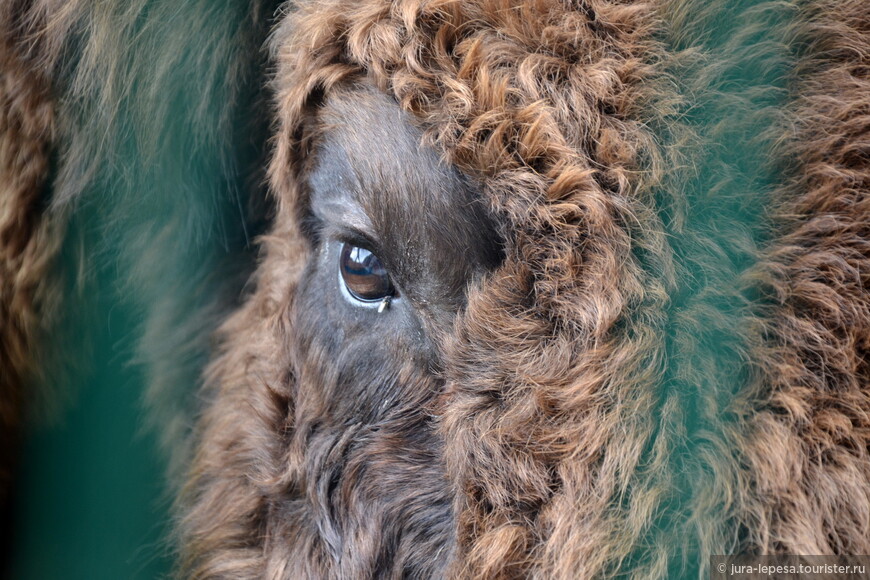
[339,242,395,302]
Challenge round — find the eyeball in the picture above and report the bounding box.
[339,242,395,302]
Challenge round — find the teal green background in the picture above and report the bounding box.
[7,283,171,579]
[5,2,269,577]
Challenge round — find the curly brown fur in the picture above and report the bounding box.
[186,0,675,575]
[181,0,870,578]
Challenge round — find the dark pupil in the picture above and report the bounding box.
[339,243,394,302]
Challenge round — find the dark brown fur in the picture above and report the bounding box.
[0,0,59,515]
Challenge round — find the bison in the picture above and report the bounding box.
[2,0,869,578]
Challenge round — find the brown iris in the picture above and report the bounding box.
[339,243,395,302]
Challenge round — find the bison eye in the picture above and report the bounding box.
[339,242,395,302]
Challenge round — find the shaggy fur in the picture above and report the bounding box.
[0,0,278,483]
[183,0,870,577]
[0,0,60,521]
[3,0,869,578]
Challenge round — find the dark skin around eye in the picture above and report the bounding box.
[306,84,503,331]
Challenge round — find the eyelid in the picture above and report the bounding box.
[334,225,381,257]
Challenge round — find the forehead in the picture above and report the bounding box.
[316,85,449,186]
[309,84,471,235]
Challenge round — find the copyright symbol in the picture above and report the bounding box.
[717,563,726,574]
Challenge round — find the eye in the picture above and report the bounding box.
[339,242,395,302]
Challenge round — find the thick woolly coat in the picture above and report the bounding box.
[2,0,869,578]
